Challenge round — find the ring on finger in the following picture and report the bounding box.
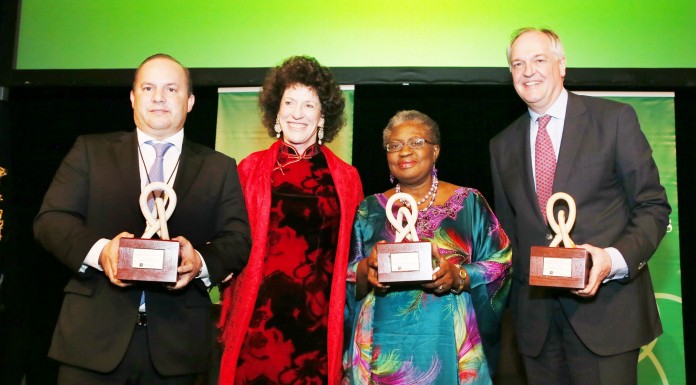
[438,284,443,290]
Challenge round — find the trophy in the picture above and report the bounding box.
[376,193,434,283]
[530,192,591,289]
[117,182,180,283]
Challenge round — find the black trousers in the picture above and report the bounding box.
[57,325,200,385]
[522,300,639,385]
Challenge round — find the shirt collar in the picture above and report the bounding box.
[136,128,184,151]
[277,140,320,159]
[528,88,568,123]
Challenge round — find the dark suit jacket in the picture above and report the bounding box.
[34,131,251,375]
[489,92,670,357]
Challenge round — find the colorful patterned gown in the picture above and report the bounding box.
[235,144,340,385]
[342,188,511,385]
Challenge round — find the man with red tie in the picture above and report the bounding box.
[489,28,670,385]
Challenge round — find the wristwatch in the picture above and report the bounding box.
[451,265,468,294]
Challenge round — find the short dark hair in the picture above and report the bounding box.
[133,53,192,96]
[383,110,441,147]
[258,55,345,142]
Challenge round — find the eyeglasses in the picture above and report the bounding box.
[385,137,434,153]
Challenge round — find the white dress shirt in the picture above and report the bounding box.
[81,128,210,286]
[528,89,628,281]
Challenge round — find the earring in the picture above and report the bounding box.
[274,119,281,139]
[389,173,395,184]
[317,126,324,145]
[432,166,438,178]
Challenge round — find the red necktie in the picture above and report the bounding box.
[535,115,555,221]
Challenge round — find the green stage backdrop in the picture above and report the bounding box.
[14,0,696,69]
[215,90,682,385]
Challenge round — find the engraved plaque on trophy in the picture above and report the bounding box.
[376,193,434,283]
[530,192,591,289]
[118,182,179,283]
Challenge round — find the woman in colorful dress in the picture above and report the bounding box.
[218,56,364,385]
[343,110,511,385]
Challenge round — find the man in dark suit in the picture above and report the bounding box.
[489,28,670,385]
[34,54,251,384]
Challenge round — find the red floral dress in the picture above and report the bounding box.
[234,144,340,385]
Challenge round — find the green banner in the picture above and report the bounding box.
[578,92,682,385]
[15,1,696,69]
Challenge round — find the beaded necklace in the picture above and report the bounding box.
[395,173,439,212]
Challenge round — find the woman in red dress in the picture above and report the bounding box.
[218,56,364,385]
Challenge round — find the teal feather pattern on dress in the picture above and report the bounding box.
[343,188,511,384]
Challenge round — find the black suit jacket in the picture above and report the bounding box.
[489,92,670,357]
[34,131,251,375]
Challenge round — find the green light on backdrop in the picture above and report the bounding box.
[16,0,696,70]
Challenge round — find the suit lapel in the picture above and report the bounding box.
[112,131,142,214]
[173,138,203,202]
[554,93,588,192]
[509,115,545,224]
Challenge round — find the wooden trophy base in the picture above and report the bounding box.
[530,246,590,289]
[376,241,434,283]
[117,238,179,283]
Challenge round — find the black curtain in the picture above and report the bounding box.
[352,84,525,199]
